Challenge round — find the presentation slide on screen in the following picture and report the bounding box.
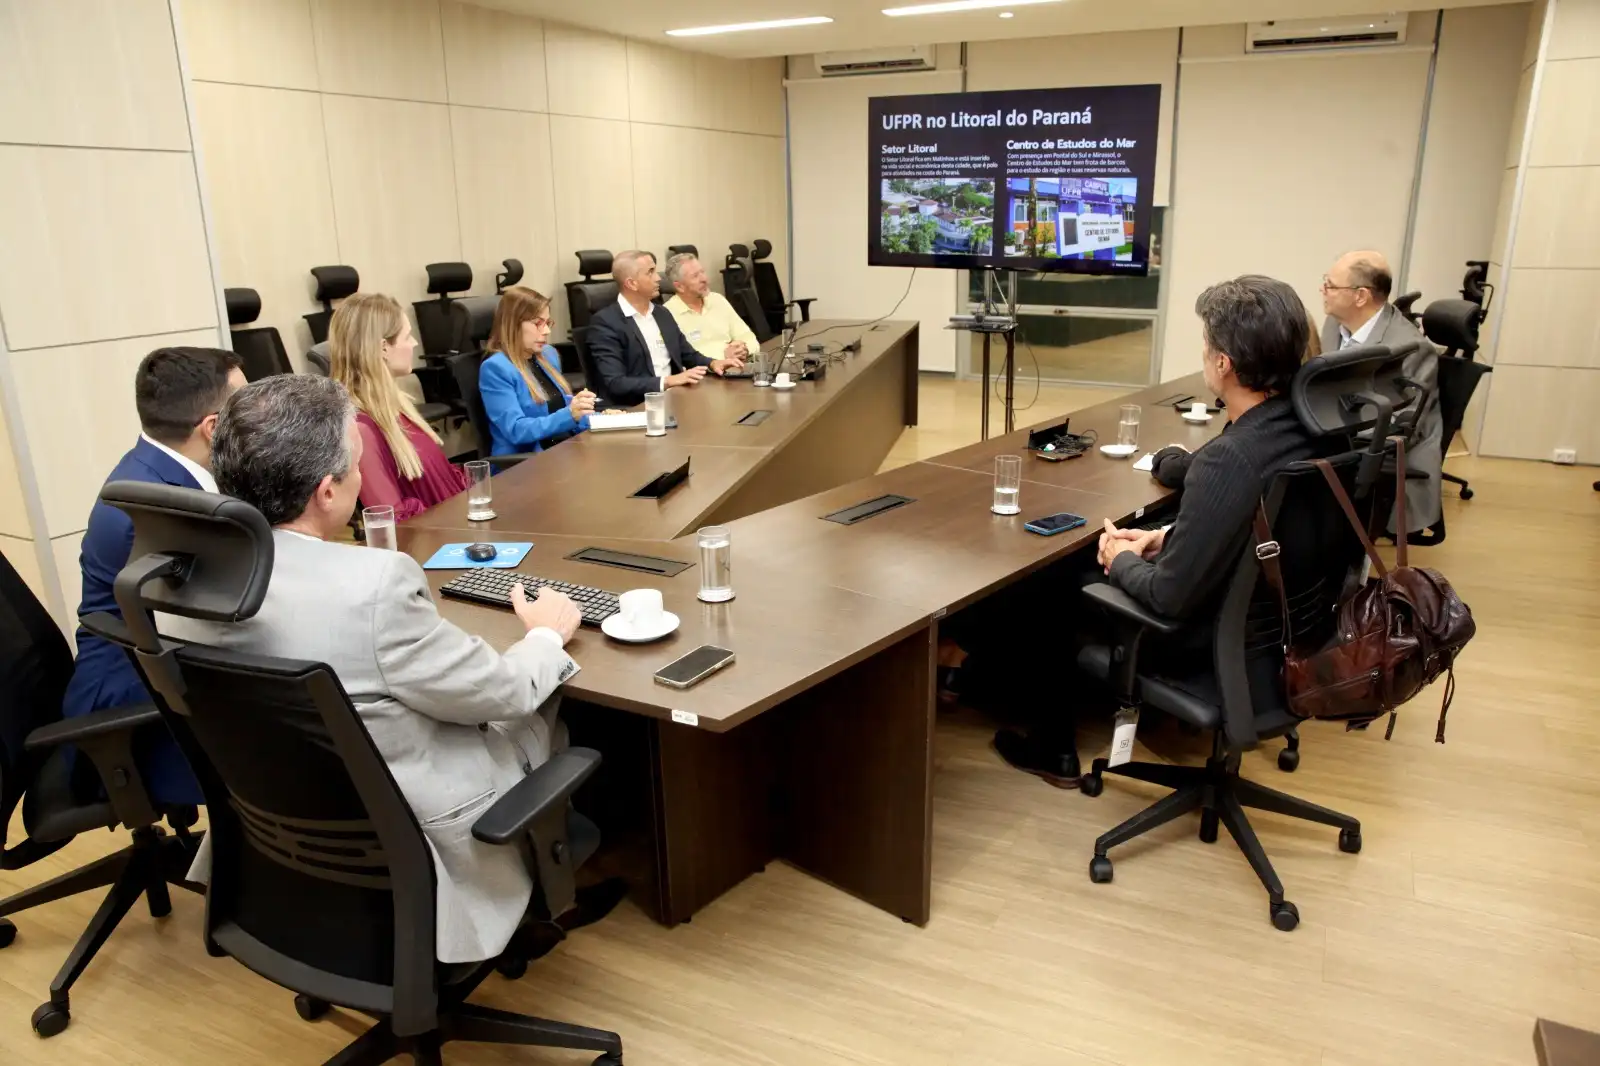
[868,85,1160,276]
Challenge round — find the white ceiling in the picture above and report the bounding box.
[476,0,1519,58]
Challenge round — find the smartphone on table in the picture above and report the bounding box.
[1023,512,1088,537]
[653,645,736,689]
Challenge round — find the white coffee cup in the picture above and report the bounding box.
[1189,401,1208,418]
[774,372,792,387]
[618,588,664,629]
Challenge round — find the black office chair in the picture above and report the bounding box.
[565,250,617,335]
[495,258,523,294]
[225,288,293,381]
[0,550,202,1037]
[414,263,473,356]
[721,245,775,343]
[448,353,542,469]
[1393,290,1423,327]
[666,244,698,258]
[749,238,814,333]
[83,482,624,1066]
[1075,345,1405,930]
[1460,259,1493,307]
[304,265,359,345]
[447,294,500,357]
[1420,298,1492,505]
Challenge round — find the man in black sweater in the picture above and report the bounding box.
[980,275,1321,786]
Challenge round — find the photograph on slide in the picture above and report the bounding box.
[1003,176,1138,263]
[878,177,995,258]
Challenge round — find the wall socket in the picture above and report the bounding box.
[1553,448,1577,465]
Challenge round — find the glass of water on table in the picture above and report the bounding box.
[362,505,397,551]
[464,459,496,522]
[992,455,1022,515]
[697,526,734,602]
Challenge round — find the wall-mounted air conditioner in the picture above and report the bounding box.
[817,44,936,77]
[1246,14,1408,53]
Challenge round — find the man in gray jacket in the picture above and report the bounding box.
[173,374,593,964]
[1320,249,1442,534]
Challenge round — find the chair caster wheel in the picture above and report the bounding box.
[1339,827,1362,854]
[1270,901,1299,932]
[1277,748,1299,772]
[1079,773,1103,798]
[1459,487,1474,500]
[0,918,15,948]
[496,957,528,981]
[32,1001,70,1037]
[1088,855,1113,884]
[294,994,330,1022]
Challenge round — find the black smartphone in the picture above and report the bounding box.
[1023,512,1088,537]
[654,645,736,689]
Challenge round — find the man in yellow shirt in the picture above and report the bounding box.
[662,253,760,365]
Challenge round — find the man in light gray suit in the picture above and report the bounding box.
[1320,250,1442,534]
[173,374,596,964]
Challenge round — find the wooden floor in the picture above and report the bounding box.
[5,377,1600,1065]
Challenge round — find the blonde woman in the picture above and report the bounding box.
[480,286,596,456]
[328,292,468,520]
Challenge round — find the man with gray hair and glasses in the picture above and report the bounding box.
[167,374,624,964]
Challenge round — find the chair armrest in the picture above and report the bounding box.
[1081,583,1185,637]
[789,298,816,323]
[474,747,601,920]
[25,703,162,751]
[472,747,601,846]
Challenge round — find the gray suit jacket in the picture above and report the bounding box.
[166,530,578,963]
[1322,305,1443,531]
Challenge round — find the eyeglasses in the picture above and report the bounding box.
[1320,275,1368,293]
[531,317,553,328]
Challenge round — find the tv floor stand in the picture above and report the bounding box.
[947,267,1018,440]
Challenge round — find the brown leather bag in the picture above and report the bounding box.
[1254,440,1475,741]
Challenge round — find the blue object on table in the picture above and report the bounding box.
[421,542,533,570]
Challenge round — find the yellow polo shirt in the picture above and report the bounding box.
[665,292,762,362]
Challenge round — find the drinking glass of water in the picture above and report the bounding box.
[464,460,495,522]
[992,455,1022,515]
[1118,405,1142,448]
[362,505,397,551]
[645,391,667,437]
[696,525,734,602]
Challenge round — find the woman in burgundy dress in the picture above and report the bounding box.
[329,292,469,520]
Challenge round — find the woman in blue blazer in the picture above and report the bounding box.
[479,286,596,456]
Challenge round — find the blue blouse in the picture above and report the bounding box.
[479,348,590,456]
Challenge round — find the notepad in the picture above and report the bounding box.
[587,412,649,432]
[1133,452,1156,472]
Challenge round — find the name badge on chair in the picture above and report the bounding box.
[1107,707,1139,767]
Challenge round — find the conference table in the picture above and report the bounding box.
[401,318,1219,928]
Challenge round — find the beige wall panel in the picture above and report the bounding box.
[1528,57,1600,166]
[788,71,963,372]
[549,115,636,280]
[967,29,1179,204]
[1478,364,1600,459]
[1524,0,1550,67]
[631,124,711,277]
[1490,166,1518,266]
[1408,5,1527,305]
[745,57,787,137]
[625,41,691,128]
[0,393,31,539]
[0,146,218,351]
[441,1,547,113]
[0,535,46,609]
[180,0,319,90]
[52,532,85,623]
[450,106,561,313]
[1180,23,1244,58]
[545,22,630,121]
[753,132,790,292]
[322,95,461,304]
[1496,267,1600,367]
[193,81,340,361]
[0,0,190,151]
[1512,164,1600,268]
[311,0,446,102]
[10,328,221,539]
[1547,0,1600,59]
[1159,49,1431,380]
[1506,65,1534,169]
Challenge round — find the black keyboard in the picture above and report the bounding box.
[438,569,620,627]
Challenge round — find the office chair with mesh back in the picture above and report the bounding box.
[305,265,359,345]
[1418,298,1492,515]
[565,250,617,335]
[495,258,523,294]
[749,238,814,333]
[666,244,698,259]
[83,482,624,1066]
[225,288,293,380]
[721,245,775,343]
[0,550,202,1037]
[1076,345,1404,930]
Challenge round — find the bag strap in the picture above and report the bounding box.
[1392,436,1409,569]
[1253,504,1294,652]
[1312,458,1387,579]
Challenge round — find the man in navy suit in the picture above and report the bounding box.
[585,250,742,407]
[62,346,245,805]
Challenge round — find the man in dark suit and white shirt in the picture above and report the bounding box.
[1319,250,1442,534]
[585,249,742,407]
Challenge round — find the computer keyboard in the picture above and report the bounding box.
[438,569,620,626]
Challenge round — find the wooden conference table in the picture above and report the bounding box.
[401,319,1220,927]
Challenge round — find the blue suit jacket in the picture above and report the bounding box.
[61,438,202,805]
[479,348,590,457]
